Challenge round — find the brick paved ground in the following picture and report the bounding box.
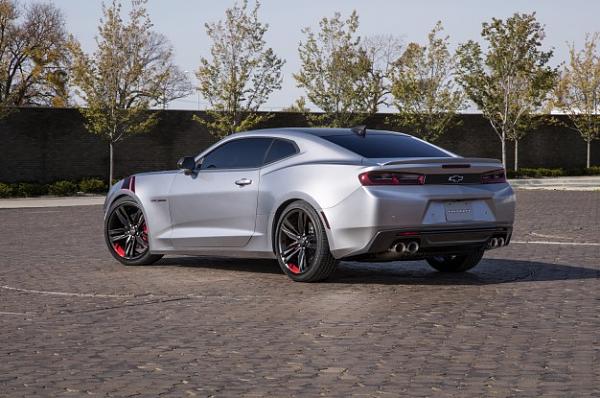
[0,191,599,397]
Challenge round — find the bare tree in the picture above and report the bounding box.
[0,0,71,116]
[361,34,403,113]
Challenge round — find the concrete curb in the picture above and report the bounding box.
[509,176,600,191]
[0,196,105,209]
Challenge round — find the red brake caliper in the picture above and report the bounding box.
[288,263,300,274]
[113,243,125,257]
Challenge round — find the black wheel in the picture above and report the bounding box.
[426,249,485,273]
[275,201,338,282]
[104,197,163,266]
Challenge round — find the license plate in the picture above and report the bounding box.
[444,201,473,222]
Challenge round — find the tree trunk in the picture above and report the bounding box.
[587,140,591,169]
[514,139,519,171]
[109,141,114,188]
[501,138,507,169]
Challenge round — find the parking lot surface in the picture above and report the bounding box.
[0,191,599,397]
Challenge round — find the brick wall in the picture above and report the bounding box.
[0,108,597,183]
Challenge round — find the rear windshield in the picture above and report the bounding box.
[322,134,451,158]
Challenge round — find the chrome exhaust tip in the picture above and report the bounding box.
[497,237,505,247]
[487,238,498,249]
[392,242,407,253]
[406,241,419,255]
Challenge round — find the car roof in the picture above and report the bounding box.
[246,127,410,138]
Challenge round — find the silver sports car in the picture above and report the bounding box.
[104,127,515,282]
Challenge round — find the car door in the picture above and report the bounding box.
[169,137,273,248]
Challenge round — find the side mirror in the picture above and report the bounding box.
[177,156,197,175]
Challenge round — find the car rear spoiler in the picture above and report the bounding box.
[380,157,502,167]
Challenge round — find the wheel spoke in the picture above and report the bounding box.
[110,233,129,242]
[297,211,306,235]
[283,246,300,263]
[283,218,299,236]
[125,236,135,257]
[135,235,147,250]
[109,227,127,235]
[281,226,300,241]
[136,213,145,229]
[282,243,299,256]
[115,207,132,227]
[298,247,306,272]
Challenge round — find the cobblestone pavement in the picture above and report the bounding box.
[0,191,599,397]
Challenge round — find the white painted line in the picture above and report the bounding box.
[529,232,574,240]
[0,285,133,299]
[511,240,600,247]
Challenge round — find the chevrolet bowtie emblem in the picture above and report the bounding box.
[448,175,464,183]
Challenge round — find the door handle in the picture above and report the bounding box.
[235,178,253,186]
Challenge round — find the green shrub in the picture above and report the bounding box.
[48,180,78,196]
[513,168,565,178]
[79,178,107,194]
[0,182,12,198]
[583,166,600,175]
[11,182,47,197]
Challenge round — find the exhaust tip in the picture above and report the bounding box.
[392,242,407,253]
[497,237,505,247]
[488,238,499,249]
[406,241,419,255]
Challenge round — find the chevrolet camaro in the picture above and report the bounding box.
[103,127,516,282]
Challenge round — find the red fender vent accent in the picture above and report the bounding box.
[121,176,136,192]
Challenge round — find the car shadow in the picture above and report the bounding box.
[157,256,283,274]
[329,259,600,285]
[156,256,599,286]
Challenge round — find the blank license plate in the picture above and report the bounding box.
[444,201,473,221]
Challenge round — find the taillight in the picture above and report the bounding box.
[359,172,425,186]
[481,169,506,184]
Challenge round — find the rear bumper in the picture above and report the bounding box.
[323,183,516,259]
[343,225,512,261]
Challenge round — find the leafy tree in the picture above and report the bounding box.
[554,33,600,168]
[360,34,403,113]
[456,13,557,169]
[70,0,187,185]
[390,22,463,142]
[282,96,310,113]
[0,0,71,117]
[195,0,284,137]
[294,11,376,127]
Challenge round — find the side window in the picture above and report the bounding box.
[200,138,273,170]
[264,139,298,164]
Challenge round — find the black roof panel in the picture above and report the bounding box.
[252,127,409,137]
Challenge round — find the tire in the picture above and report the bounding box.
[274,201,338,282]
[425,249,485,273]
[104,196,163,266]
